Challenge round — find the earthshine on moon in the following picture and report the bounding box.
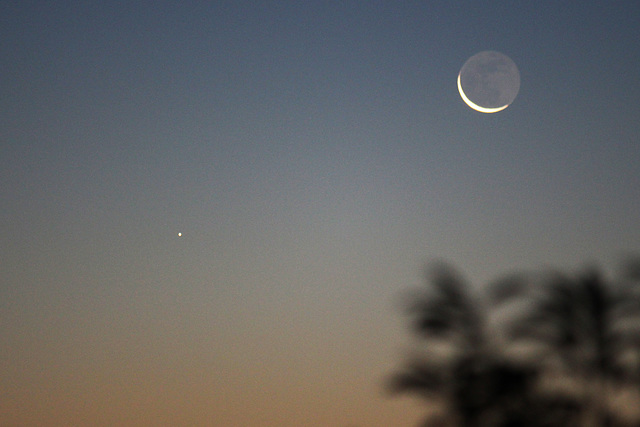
[458,51,520,113]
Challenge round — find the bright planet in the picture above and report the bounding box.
[457,51,520,113]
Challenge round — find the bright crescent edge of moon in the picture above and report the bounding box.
[457,73,509,114]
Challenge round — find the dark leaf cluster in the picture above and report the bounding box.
[387,258,640,427]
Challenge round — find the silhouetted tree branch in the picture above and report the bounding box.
[387,257,640,427]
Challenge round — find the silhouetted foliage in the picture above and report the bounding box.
[388,257,640,427]
[507,265,640,426]
[408,263,484,348]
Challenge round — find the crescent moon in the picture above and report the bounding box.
[457,73,509,114]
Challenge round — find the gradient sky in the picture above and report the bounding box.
[2,2,640,426]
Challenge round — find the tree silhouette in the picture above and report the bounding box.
[505,262,640,426]
[388,262,538,427]
[387,257,640,427]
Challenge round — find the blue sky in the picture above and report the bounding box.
[2,2,640,425]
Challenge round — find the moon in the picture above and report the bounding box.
[457,51,520,113]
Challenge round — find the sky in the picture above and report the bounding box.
[1,1,640,426]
